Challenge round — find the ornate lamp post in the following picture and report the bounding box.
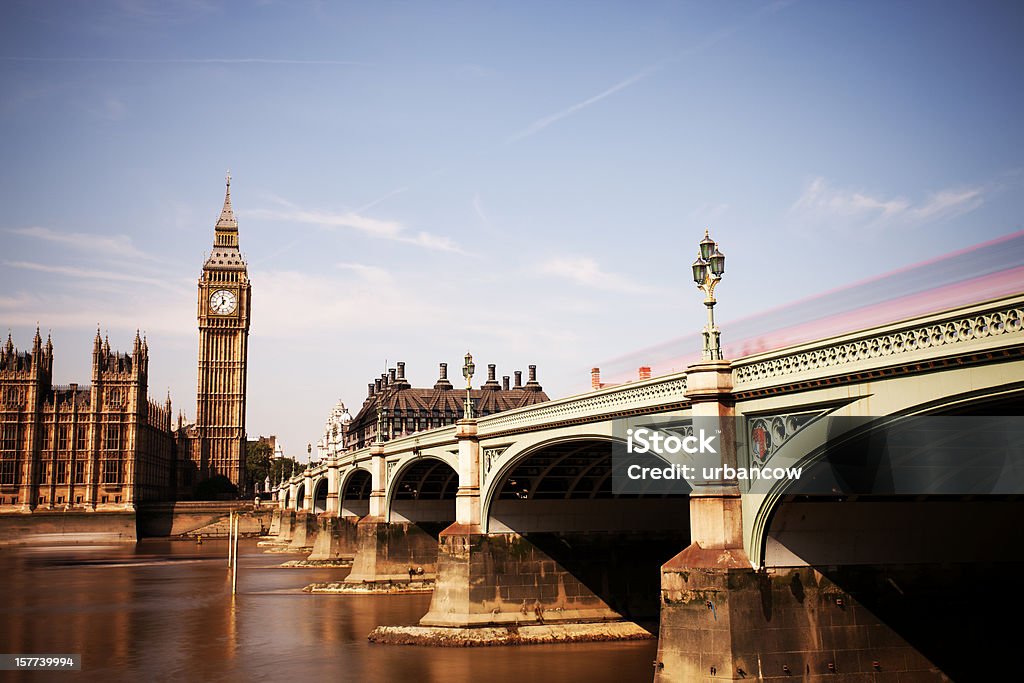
[374,394,388,444]
[462,351,476,419]
[692,229,727,361]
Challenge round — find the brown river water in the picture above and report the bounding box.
[0,539,658,682]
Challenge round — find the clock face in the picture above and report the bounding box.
[210,289,237,315]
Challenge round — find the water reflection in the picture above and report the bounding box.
[0,540,656,682]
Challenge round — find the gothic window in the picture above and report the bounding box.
[42,426,52,451]
[0,459,17,486]
[102,458,119,484]
[1,424,17,452]
[105,424,121,451]
[58,425,69,451]
[76,426,87,451]
[107,389,122,408]
[74,462,85,484]
[55,460,68,484]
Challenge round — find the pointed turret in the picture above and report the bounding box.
[31,326,42,369]
[214,170,239,249]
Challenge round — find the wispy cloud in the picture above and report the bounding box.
[248,203,466,254]
[507,67,656,144]
[537,256,656,294]
[7,226,159,261]
[336,262,392,284]
[789,177,986,230]
[3,260,185,291]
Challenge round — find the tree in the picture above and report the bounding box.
[245,441,273,489]
[269,456,299,485]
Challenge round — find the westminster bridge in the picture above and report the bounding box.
[271,293,1024,682]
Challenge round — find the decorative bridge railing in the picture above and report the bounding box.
[732,294,1024,389]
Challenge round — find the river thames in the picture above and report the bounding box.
[0,539,658,682]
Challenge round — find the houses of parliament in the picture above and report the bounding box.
[0,175,547,512]
[0,176,251,511]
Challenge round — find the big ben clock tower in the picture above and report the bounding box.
[195,172,251,489]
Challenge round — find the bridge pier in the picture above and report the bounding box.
[343,516,443,583]
[421,529,628,626]
[654,359,959,681]
[277,508,296,542]
[343,442,444,585]
[288,509,317,549]
[307,513,360,561]
[268,507,281,535]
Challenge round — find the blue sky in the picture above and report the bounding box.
[2,1,1022,458]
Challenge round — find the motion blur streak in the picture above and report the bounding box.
[597,231,1024,383]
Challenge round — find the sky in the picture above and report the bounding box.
[1,1,1022,460]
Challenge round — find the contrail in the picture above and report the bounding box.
[2,57,367,66]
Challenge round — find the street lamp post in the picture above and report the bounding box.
[692,229,727,361]
[462,351,476,419]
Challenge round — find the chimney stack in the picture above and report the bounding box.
[434,362,453,390]
[394,361,410,388]
[483,363,501,390]
[638,366,651,381]
[374,378,382,393]
[524,364,542,391]
[591,367,601,390]
[513,371,523,389]
[502,375,510,391]
[368,382,375,397]
[388,368,396,384]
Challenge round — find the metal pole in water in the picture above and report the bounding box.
[227,511,234,568]
[231,513,239,595]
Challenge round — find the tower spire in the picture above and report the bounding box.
[214,170,239,248]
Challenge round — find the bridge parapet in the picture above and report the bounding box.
[733,294,1023,392]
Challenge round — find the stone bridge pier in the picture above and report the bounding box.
[344,442,455,585]
[421,421,689,630]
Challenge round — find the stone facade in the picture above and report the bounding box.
[0,329,176,511]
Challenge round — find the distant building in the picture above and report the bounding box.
[0,329,176,511]
[247,434,279,457]
[321,361,549,455]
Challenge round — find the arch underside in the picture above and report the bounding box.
[749,390,1024,682]
[388,457,457,525]
[484,437,690,620]
[339,468,371,518]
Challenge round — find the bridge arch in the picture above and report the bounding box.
[293,482,305,511]
[311,475,328,514]
[385,455,458,524]
[339,466,372,518]
[480,434,690,621]
[747,383,1024,567]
